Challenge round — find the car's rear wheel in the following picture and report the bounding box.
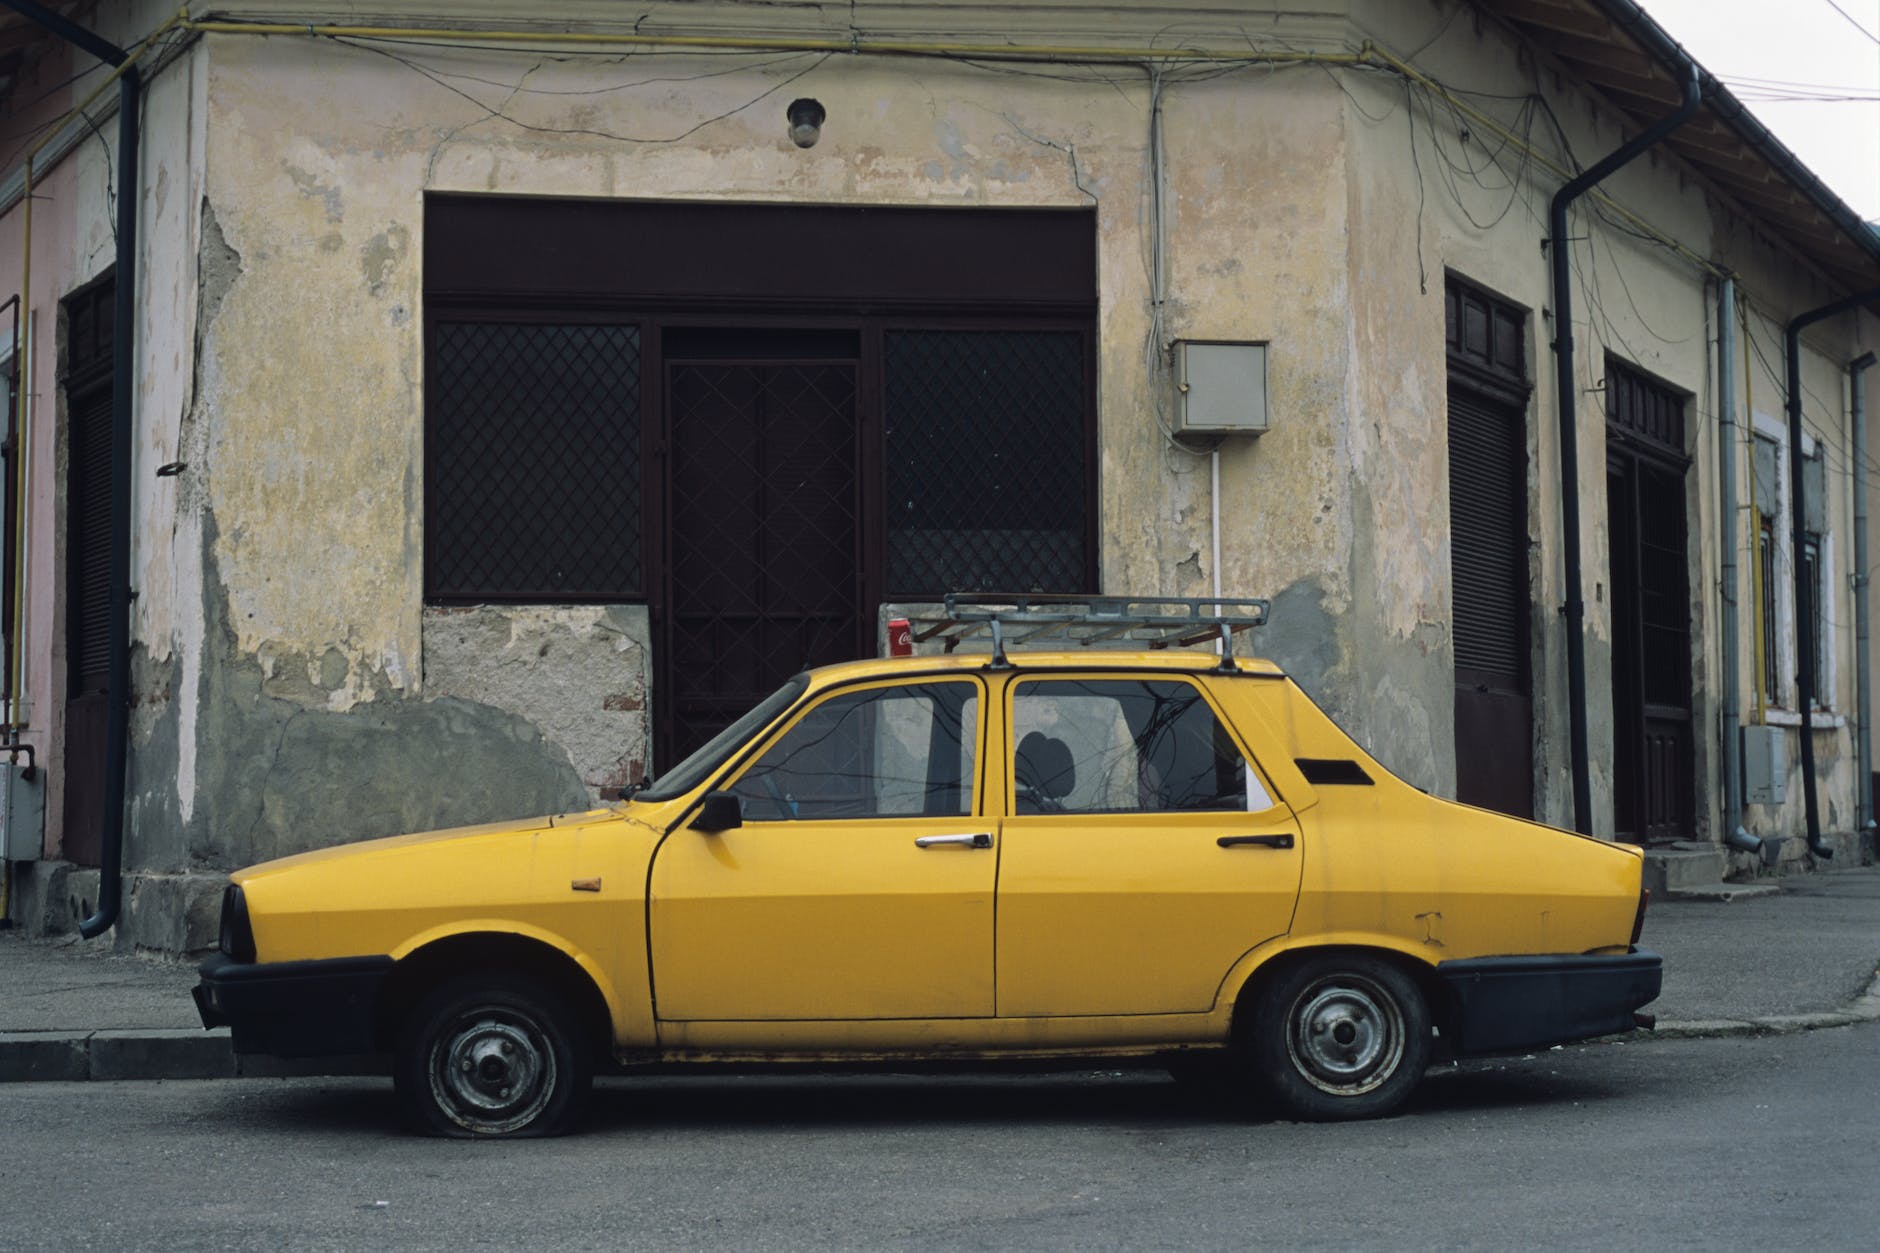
[1245,954,1431,1121]
[394,974,591,1138]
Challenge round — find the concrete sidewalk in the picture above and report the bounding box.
[3,866,1878,1082]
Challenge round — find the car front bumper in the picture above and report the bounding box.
[194,952,394,1056]
[1436,949,1662,1055]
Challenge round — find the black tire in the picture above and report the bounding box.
[1243,954,1431,1121]
[394,974,592,1138]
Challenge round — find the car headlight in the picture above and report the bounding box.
[219,884,256,963]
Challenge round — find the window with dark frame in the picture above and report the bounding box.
[426,321,642,602]
[1760,514,1778,701]
[1748,438,1831,711]
[1802,531,1824,706]
[884,329,1089,596]
[424,320,1094,606]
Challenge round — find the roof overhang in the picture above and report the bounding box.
[1482,0,1880,295]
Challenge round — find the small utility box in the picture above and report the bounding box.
[1172,340,1268,440]
[1,760,45,861]
[1742,725,1787,805]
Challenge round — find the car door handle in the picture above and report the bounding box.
[1217,834,1295,849]
[915,833,994,849]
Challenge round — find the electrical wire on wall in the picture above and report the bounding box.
[0,7,1869,660]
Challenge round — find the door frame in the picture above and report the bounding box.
[1443,275,1535,818]
[60,270,118,868]
[1605,428,1695,844]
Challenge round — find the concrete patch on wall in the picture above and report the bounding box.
[422,604,652,803]
[1260,576,1344,714]
[128,645,187,874]
[1356,664,1444,792]
[360,223,409,297]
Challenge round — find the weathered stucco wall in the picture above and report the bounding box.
[179,15,1375,869]
[1148,72,1362,735]
[109,2,1880,871]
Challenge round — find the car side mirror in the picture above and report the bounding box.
[690,790,743,834]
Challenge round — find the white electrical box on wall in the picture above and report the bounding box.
[1,760,45,861]
[1742,725,1787,805]
[1172,340,1269,439]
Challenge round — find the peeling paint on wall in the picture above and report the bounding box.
[189,520,589,868]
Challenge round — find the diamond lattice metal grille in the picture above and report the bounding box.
[428,322,641,600]
[667,361,860,757]
[884,329,1089,595]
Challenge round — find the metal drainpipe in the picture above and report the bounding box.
[1716,279,1760,854]
[1,293,19,739]
[1785,287,1880,861]
[0,2,141,936]
[1549,61,1700,834]
[1850,352,1877,848]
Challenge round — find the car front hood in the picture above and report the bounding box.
[231,805,635,883]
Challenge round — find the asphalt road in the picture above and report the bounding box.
[1,1023,1875,1250]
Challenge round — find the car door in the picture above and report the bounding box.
[995,674,1304,1017]
[649,676,994,1021]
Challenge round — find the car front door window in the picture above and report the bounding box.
[729,682,978,821]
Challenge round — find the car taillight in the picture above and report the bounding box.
[1630,887,1650,947]
[219,883,256,963]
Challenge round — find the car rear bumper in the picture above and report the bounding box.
[194,952,394,1056]
[1436,949,1662,1056]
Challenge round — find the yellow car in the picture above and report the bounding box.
[194,600,1658,1137]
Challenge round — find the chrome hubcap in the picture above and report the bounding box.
[429,1011,555,1134]
[1286,975,1404,1097]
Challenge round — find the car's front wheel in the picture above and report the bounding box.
[1244,954,1431,1121]
[394,974,591,1138]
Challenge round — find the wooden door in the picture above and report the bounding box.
[1608,452,1693,843]
[61,277,115,867]
[1450,385,1533,817]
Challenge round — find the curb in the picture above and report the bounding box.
[1633,970,1880,1042]
[0,1030,387,1082]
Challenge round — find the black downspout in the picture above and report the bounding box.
[2,293,19,744]
[1785,285,1880,860]
[1548,62,1700,834]
[1,2,140,937]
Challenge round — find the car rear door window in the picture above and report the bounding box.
[1011,678,1267,813]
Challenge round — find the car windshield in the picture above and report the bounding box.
[635,674,811,801]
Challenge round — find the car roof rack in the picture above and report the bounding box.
[910,593,1269,671]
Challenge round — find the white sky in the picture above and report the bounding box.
[1640,0,1880,222]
